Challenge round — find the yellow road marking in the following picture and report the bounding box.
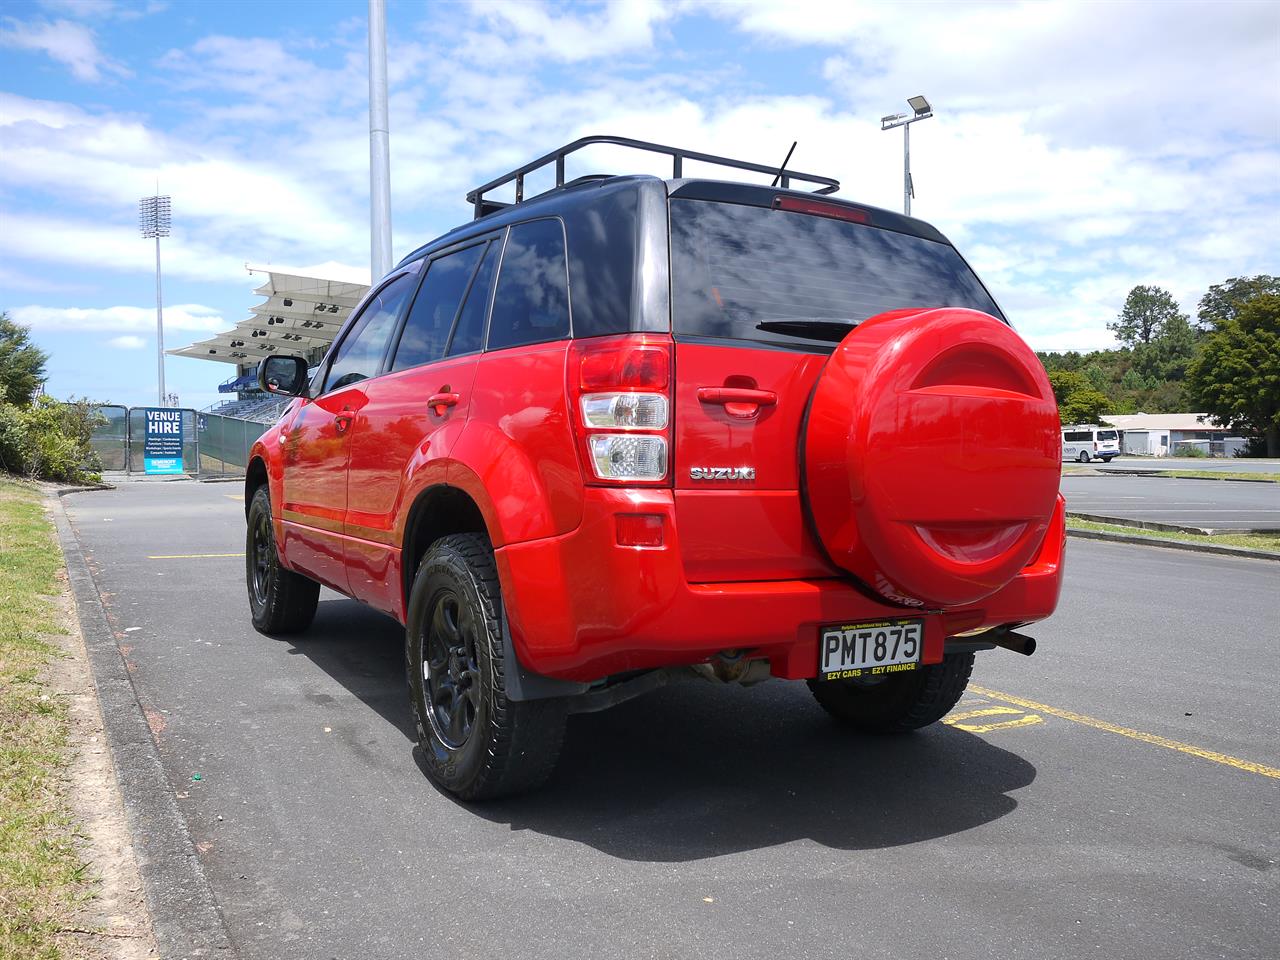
[148,553,244,559]
[947,714,1045,734]
[970,684,1280,780]
[945,706,1024,722]
[224,494,244,501]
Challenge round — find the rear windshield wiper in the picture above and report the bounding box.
[755,318,859,342]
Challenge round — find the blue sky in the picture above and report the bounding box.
[2,0,1277,410]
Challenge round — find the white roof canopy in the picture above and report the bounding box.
[167,267,370,365]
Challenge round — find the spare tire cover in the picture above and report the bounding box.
[804,308,1060,608]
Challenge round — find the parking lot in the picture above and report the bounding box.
[63,482,1278,960]
[1060,474,1280,531]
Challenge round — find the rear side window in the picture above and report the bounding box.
[391,243,485,372]
[487,219,570,351]
[448,242,498,357]
[323,273,416,392]
[670,199,1001,351]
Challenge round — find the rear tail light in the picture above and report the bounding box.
[589,435,667,480]
[580,392,669,429]
[569,334,674,486]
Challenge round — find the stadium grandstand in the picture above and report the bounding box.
[168,267,369,424]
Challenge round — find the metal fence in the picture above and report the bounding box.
[197,412,266,477]
[89,405,265,478]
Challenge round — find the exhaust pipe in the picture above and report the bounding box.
[988,628,1037,657]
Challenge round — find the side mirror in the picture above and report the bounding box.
[258,355,310,398]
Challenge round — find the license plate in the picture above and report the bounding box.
[818,618,923,681]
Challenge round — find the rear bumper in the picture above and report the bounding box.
[495,490,1066,683]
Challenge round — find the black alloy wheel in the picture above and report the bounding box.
[245,486,320,634]
[406,533,567,800]
[421,590,482,749]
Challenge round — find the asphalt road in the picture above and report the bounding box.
[65,482,1279,960]
[1060,474,1280,531]
[1096,457,1280,475]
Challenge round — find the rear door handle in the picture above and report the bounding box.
[697,387,777,419]
[428,392,461,416]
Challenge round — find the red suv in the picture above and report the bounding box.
[246,136,1065,800]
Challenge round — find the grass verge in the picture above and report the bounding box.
[0,478,84,959]
[1148,469,1280,482]
[1067,517,1280,554]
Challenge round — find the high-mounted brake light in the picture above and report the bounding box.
[569,334,674,486]
[773,196,870,224]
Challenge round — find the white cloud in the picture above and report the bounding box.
[12,303,226,333]
[460,0,673,63]
[0,17,127,81]
[106,334,146,349]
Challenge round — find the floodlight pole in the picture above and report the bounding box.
[368,0,392,281]
[154,233,165,404]
[139,195,171,407]
[880,96,934,217]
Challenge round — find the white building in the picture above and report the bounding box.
[1100,413,1244,457]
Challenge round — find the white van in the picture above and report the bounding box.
[1062,425,1120,462]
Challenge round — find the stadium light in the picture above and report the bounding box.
[880,95,935,216]
[139,195,172,406]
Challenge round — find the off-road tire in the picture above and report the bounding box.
[406,533,566,801]
[806,651,976,733]
[246,486,320,634]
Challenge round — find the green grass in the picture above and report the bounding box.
[1067,517,1280,554]
[0,478,84,960]
[1148,469,1280,482]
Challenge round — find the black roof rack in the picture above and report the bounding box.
[464,134,840,220]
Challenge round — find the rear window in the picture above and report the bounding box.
[670,199,1002,350]
[487,219,570,351]
[1096,430,1118,441]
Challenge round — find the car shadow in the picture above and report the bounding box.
[278,596,417,740]
[291,598,1037,862]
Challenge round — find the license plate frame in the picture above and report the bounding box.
[818,617,924,681]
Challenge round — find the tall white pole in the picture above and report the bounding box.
[155,234,166,405]
[903,122,911,217]
[368,0,392,281]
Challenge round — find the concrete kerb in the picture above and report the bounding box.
[1067,527,1280,562]
[1095,468,1277,484]
[1064,510,1278,537]
[50,493,237,960]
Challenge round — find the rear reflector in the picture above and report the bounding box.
[616,514,664,547]
[773,196,870,224]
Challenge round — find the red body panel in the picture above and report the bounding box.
[343,356,478,614]
[672,342,832,581]
[494,488,1066,682]
[277,388,364,593]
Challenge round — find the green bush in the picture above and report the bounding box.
[0,397,104,484]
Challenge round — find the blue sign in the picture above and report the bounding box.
[142,408,185,474]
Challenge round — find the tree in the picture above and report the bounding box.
[1187,294,1280,456]
[1047,370,1110,425]
[1196,275,1280,332]
[0,312,48,406]
[1108,285,1186,349]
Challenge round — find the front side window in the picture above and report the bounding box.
[487,219,570,351]
[391,244,486,372]
[324,273,416,392]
